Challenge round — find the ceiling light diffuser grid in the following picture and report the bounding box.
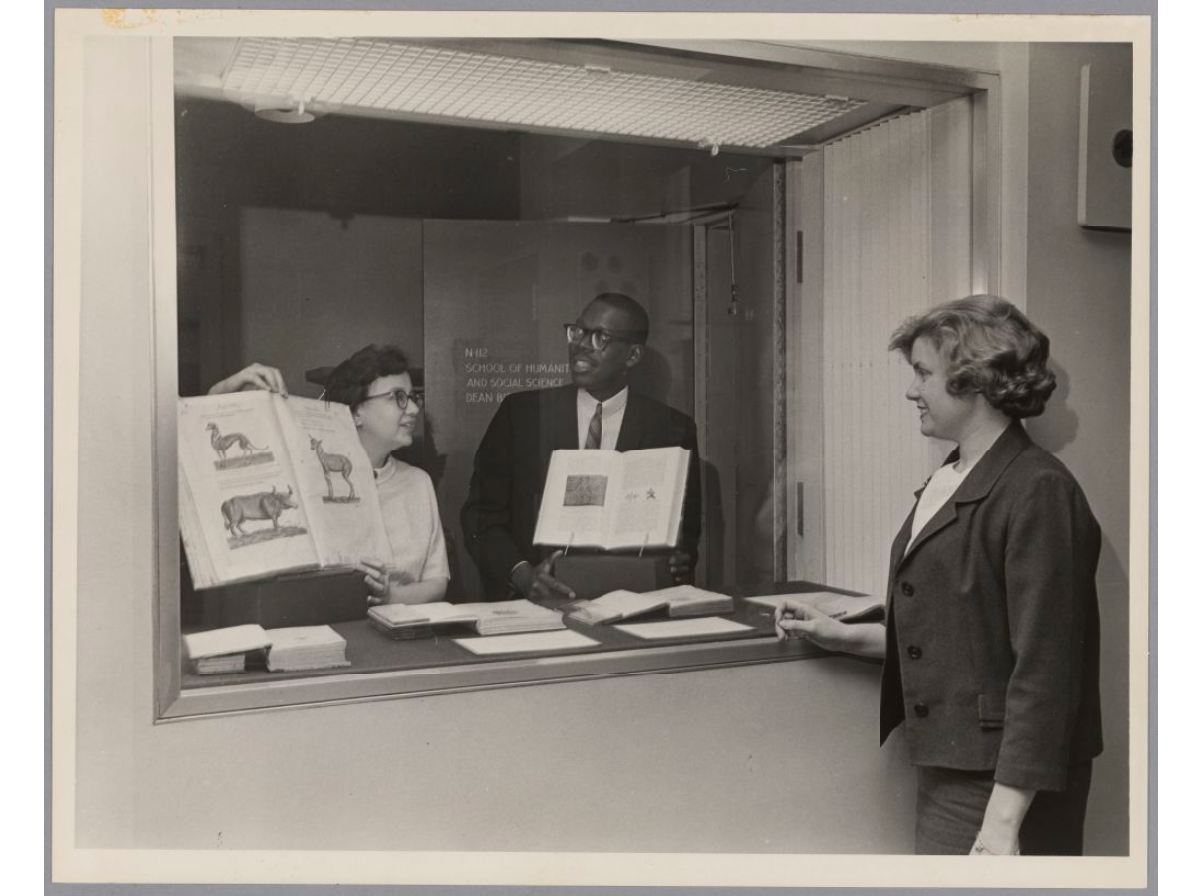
[224,37,866,147]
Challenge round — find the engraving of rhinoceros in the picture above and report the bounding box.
[220,486,297,537]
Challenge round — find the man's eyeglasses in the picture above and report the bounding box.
[563,324,643,352]
[359,388,424,411]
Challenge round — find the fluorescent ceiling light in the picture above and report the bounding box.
[221,37,866,149]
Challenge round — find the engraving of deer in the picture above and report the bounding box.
[310,437,356,500]
[206,421,269,461]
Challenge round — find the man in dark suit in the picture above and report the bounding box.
[461,293,702,602]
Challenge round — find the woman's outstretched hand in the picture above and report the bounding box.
[774,599,887,659]
[774,599,847,651]
[208,363,289,396]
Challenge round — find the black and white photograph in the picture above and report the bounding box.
[49,4,1152,891]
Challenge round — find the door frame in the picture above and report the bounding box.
[784,85,1003,583]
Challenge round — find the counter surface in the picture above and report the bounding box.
[171,582,875,718]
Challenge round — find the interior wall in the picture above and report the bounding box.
[1023,42,1133,858]
[238,209,424,398]
[174,98,523,224]
[174,97,523,393]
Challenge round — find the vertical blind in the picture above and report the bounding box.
[820,104,972,596]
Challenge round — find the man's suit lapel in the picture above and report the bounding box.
[540,386,580,472]
[614,391,645,451]
[547,385,578,452]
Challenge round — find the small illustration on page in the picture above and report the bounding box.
[206,421,274,469]
[309,437,358,503]
[564,474,608,507]
[219,485,307,546]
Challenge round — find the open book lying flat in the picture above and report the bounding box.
[562,585,734,625]
[533,447,690,551]
[178,391,390,588]
[743,591,885,623]
[367,599,566,639]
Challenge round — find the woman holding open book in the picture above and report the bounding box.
[774,296,1103,856]
[210,345,449,606]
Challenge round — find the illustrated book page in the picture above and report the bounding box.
[278,396,392,568]
[177,392,389,587]
[532,447,690,550]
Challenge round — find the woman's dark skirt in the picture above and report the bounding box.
[914,762,1093,855]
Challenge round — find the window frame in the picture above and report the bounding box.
[152,36,1004,723]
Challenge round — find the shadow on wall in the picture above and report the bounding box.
[626,345,673,406]
[1026,360,1079,454]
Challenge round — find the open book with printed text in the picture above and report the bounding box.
[563,584,733,625]
[367,599,567,639]
[532,447,690,551]
[743,591,885,623]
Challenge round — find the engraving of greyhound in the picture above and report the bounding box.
[207,422,268,461]
[310,437,356,500]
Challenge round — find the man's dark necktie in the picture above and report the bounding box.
[584,402,603,449]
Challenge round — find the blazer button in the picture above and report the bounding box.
[900,582,914,596]
[913,702,929,718]
[907,645,923,660]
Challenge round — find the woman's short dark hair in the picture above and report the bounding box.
[322,344,410,408]
[888,295,1056,419]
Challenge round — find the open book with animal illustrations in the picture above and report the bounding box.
[177,391,390,588]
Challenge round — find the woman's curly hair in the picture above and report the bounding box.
[888,295,1057,419]
[322,344,410,408]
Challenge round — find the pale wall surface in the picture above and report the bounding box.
[1024,42,1133,857]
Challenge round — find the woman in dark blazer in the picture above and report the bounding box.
[776,295,1102,856]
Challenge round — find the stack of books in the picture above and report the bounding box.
[367,603,466,640]
[181,623,350,674]
[562,584,733,625]
[265,625,351,672]
[368,599,566,640]
[182,624,271,674]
